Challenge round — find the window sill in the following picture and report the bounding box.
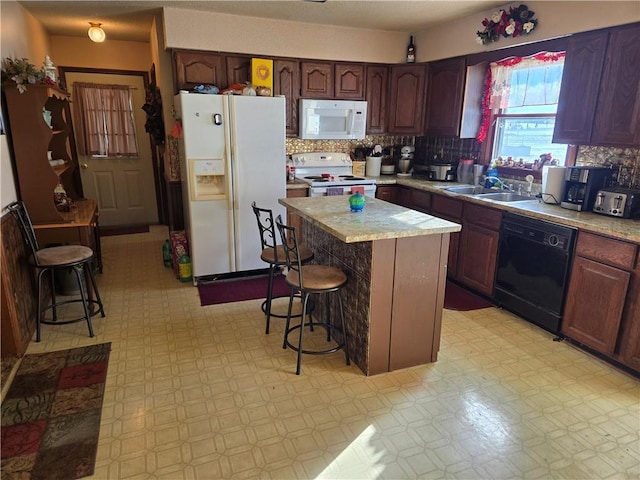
[496,166,542,181]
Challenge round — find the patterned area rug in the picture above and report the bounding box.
[1,343,111,480]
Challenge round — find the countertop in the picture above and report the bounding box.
[279,195,461,243]
[392,177,640,244]
[286,176,639,243]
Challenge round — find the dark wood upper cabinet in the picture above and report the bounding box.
[424,57,466,136]
[553,30,608,145]
[301,61,334,98]
[225,55,251,87]
[365,65,388,134]
[173,50,225,92]
[388,64,427,134]
[554,23,640,147]
[335,63,365,99]
[592,23,640,147]
[274,59,301,136]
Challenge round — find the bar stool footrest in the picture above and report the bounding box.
[262,294,314,319]
[41,299,105,325]
[285,322,346,356]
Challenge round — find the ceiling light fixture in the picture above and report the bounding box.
[88,22,106,43]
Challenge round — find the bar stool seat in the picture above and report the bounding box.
[275,214,350,375]
[6,201,105,341]
[252,202,314,334]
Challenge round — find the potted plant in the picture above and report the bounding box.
[1,57,45,93]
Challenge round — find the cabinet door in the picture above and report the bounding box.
[592,23,640,147]
[552,31,608,144]
[366,65,388,134]
[424,57,466,136]
[375,186,397,203]
[286,188,308,239]
[225,55,251,87]
[457,223,499,296]
[173,51,225,91]
[301,62,334,98]
[619,257,640,371]
[395,186,413,208]
[562,256,630,355]
[274,59,301,136]
[388,65,427,134]
[432,195,464,279]
[335,63,365,99]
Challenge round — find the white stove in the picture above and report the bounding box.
[291,152,377,197]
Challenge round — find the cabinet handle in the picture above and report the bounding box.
[81,163,88,169]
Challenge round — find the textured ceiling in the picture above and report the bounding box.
[18,0,505,42]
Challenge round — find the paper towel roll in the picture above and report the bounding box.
[541,166,566,204]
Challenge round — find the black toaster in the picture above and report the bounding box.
[592,188,640,219]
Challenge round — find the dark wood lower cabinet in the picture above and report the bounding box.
[431,195,463,279]
[286,187,308,237]
[562,232,639,372]
[456,223,499,296]
[618,257,640,370]
[562,257,630,354]
[375,185,397,204]
[455,202,501,295]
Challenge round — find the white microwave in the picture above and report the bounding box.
[299,99,367,140]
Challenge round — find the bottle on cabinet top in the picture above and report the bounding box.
[406,36,416,63]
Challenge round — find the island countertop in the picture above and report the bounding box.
[279,195,461,243]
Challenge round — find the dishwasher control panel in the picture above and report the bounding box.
[501,213,576,252]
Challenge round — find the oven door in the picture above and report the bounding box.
[308,184,377,197]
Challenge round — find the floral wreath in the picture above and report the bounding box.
[476,4,538,45]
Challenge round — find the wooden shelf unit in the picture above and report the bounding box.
[3,84,81,225]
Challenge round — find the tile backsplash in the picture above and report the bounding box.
[170,132,639,190]
[576,146,640,189]
[285,135,415,156]
[414,136,481,164]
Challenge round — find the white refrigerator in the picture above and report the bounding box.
[174,92,286,281]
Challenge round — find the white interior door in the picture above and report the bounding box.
[67,72,158,227]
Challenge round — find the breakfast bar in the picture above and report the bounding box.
[279,195,461,375]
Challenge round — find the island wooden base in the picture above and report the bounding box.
[302,220,450,375]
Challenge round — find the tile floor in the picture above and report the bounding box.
[22,225,639,479]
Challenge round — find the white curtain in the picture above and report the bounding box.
[490,52,565,110]
[73,83,138,157]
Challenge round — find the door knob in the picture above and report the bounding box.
[81,163,88,169]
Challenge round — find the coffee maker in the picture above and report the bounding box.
[560,166,612,211]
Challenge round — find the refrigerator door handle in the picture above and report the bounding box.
[228,99,243,271]
[222,98,237,271]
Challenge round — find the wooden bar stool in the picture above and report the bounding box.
[275,215,350,375]
[251,202,313,334]
[6,201,105,341]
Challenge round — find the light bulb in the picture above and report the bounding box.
[88,22,106,43]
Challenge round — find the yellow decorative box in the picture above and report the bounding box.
[251,58,273,96]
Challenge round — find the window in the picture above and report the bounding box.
[480,52,568,167]
[72,83,138,157]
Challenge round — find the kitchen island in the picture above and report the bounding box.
[279,195,461,375]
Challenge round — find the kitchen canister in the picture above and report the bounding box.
[365,156,381,177]
[541,166,566,204]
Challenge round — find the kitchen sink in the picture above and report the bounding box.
[478,192,536,202]
[443,185,492,194]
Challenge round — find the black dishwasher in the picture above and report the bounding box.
[495,213,576,334]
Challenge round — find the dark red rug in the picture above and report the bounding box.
[444,281,494,311]
[198,274,291,306]
[1,343,111,480]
